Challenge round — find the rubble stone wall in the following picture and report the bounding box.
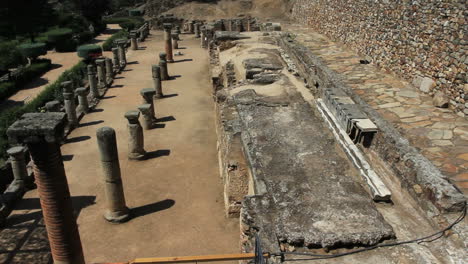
[289,0,467,115]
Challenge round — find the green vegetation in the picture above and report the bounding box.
[0,41,24,72]
[46,28,77,52]
[102,30,129,51]
[77,44,103,60]
[103,16,144,31]
[0,59,52,102]
[128,9,142,16]
[0,61,86,161]
[18,43,48,61]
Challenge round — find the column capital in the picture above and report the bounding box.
[7,113,67,144]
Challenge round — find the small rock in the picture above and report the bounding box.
[419,77,436,93]
[413,184,423,194]
[432,91,449,108]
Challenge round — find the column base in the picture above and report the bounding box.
[128,151,147,161]
[104,208,131,223]
[153,94,164,99]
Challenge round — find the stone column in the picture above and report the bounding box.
[62,81,78,128]
[7,146,28,189]
[163,23,174,63]
[95,59,106,89]
[247,17,252,32]
[140,88,157,123]
[96,127,131,223]
[137,104,154,130]
[7,113,85,264]
[235,20,242,32]
[188,21,194,34]
[201,28,206,48]
[112,48,121,73]
[152,65,163,99]
[45,100,61,112]
[117,40,127,68]
[75,87,89,114]
[175,26,181,34]
[87,64,99,98]
[228,19,233,31]
[105,57,114,85]
[125,111,146,160]
[172,33,179,50]
[159,52,169,81]
[195,23,201,38]
[130,32,138,51]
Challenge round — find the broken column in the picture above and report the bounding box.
[175,26,181,34]
[152,65,163,98]
[96,127,131,223]
[159,52,169,81]
[130,32,138,51]
[7,113,85,264]
[247,17,251,32]
[235,20,242,32]
[117,40,127,68]
[201,27,206,48]
[7,146,28,190]
[87,64,99,98]
[163,23,174,63]
[188,21,194,34]
[75,87,89,114]
[62,81,78,128]
[125,111,146,160]
[95,59,107,88]
[112,48,121,73]
[45,100,61,112]
[172,33,179,50]
[137,104,154,130]
[105,57,114,85]
[140,88,157,123]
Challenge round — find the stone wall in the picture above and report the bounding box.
[289,0,467,116]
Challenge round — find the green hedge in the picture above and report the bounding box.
[0,59,52,102]
[18,43,48,59]
[0,61,87,161]
[128,9,142,17]
[103,16,144,31]
[102,30,129,51]
[46,28,77,52]
[77,44,103,60]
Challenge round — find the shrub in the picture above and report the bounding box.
[76,31,95,44]
[128,9,142,17]
[18,43,48,60]
[0,82,16,101]
[102,30,129,51]
[0,41,24,71]
[103,16,144,31]
[77,44,103,60]
[46,28,77,52]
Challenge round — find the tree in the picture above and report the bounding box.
[0,41,24,72]
[72,0,110,24]
[5,0,55,42]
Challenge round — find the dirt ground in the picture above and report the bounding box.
[0,25,121,111]
[1,32,240,263]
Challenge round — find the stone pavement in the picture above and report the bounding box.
[284,23,468,195]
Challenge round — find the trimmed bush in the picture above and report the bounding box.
[103,16,144,31]
[0,41,24,71]
[46,28,77,52]
[77,44,103,60]
[0,82,16,101]
[102,30,129,51]
[18,43,47,60]
[76,31,94,44]
[128,9,142,17]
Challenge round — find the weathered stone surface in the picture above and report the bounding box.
[419,77,436,93]
[232,89,394,248]
[214,31,250,42]
[433,91,449,108]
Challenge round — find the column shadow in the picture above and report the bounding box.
[157,116,176,122]
[131,199,175,219]
[144,149,170,160]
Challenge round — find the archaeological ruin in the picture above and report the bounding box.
[0,1,466,264]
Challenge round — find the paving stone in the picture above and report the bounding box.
[10,252,51,264]
[456,153,468,161]
[378,102,401,109]
[432,140,454,146]
[442,163,458,174]
[401,116,430,123]
[432,122,456,129]
[452,173,468,182]
[443,130,453,140]
[20,227,49,251]
[410,121,433,127]
[397,90,419,98]
[0,228,28,251]
[454,127,468,136]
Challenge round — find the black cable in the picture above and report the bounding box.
[271,202,466,261]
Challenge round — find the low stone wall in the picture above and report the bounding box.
[279,34,466,215]
[289,0,467,116]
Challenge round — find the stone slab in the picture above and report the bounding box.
[235,89,394,248]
